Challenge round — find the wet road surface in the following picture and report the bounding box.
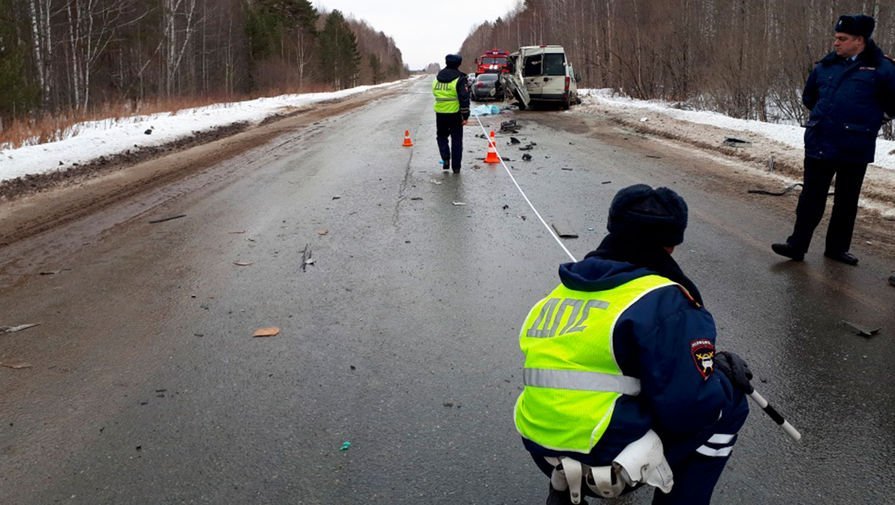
[1,78,893,504]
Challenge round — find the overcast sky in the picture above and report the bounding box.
[314,1,522,70]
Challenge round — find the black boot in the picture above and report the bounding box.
[771,242,804,261]
[546,485,586,505]
[824,250,858,266]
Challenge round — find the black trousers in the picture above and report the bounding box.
[435,112,464,170]
[787,157,867,254]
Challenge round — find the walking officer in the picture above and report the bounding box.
[514,184,752,505]
[432,53,470,173]
[772,14,895,265]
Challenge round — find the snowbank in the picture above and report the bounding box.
[0,79,413,183]
[578,88,895,172]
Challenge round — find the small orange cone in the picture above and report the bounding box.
[484,130,500,163]
[402,130,414,147]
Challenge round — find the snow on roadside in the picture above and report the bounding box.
[578,88,895,172]
[0,78,414,183]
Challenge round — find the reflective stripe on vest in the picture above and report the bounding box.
[514,274,677,454]
[523,368,641,396]
[433,78,460,113]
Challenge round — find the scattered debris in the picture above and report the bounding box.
[519,144,534,151]
[561,167,573,171]
[551,221,579,239]
[646,155,662,159]
[332,195,342,200]
[144,129,153,135]
[889,275,895,287]
[500,120,519,133]
[340,441,351,451]
[748,183,803,196]
[601,181,612,184]
[301,243,314,272]
[229,230,246,234]
[316,229,329,236]
[767,155,775,172]
[233,261,254,267]
[39,270,64,276]
[1,360,33,369]
[443,401,454,408]
[430,179,442,185]
[410,197,423,201]
[509,137,521,145]
[639,117,649,122]
[1,323,40,334]
[253,327,280,338]
[520,215,527,221]
[502,204,510,210]
[841,320,881,338]
[452,201,467,206]
[723,137,751,147]
[522,153,532,161]
[148,214,186,224]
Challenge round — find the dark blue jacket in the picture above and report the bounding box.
[522,255,741,465]
[803,40,895,163]
[435,67,471,121]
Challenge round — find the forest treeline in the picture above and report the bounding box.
[0,0,407,126]
[460,0,893,126]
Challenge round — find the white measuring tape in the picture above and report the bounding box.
[472,113,578,262]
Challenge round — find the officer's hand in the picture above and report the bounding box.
[714,351,754,394]
[462,120,468,126]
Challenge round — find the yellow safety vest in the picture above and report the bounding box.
[514,274,677,453]
[432,78,460,113]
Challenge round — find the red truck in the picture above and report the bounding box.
[474,49,510,75]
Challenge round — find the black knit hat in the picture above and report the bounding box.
[607,184,688,246]
[445,54,462,68]
[835,14,875,38]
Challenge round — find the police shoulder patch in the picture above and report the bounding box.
[689,339,715,380]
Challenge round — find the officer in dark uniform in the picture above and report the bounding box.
[772,14,895,265]
[515,185,753,505]
[432,54,471,173]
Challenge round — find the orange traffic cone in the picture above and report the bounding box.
[484,130,500,163]
[402,130,414,147]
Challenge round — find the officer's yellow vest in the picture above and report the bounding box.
[432,78,460,113]
[514,274,677,453]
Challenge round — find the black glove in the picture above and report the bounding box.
[714,351,754,394]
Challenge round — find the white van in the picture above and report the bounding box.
[502,45,579,110]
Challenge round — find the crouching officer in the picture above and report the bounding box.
[432,53,470,173]
[514,184,752,505]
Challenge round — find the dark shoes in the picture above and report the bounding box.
[772,243,859,265]
[452,167,460,174]
[546,486,585,505]
[442,160,450,171]
[772,243,804,261]
[824,250,859,266]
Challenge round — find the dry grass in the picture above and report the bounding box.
[0,85,337,150]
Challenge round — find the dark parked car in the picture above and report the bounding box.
[471,73,504,101]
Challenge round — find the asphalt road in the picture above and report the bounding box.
[1,78,893,505]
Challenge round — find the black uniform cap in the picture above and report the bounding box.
[835,14,875,38]
[445,54,462,68]
[607,184,688,247]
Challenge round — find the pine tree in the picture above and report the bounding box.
[319,10,359,89]
[0,0,38,121]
